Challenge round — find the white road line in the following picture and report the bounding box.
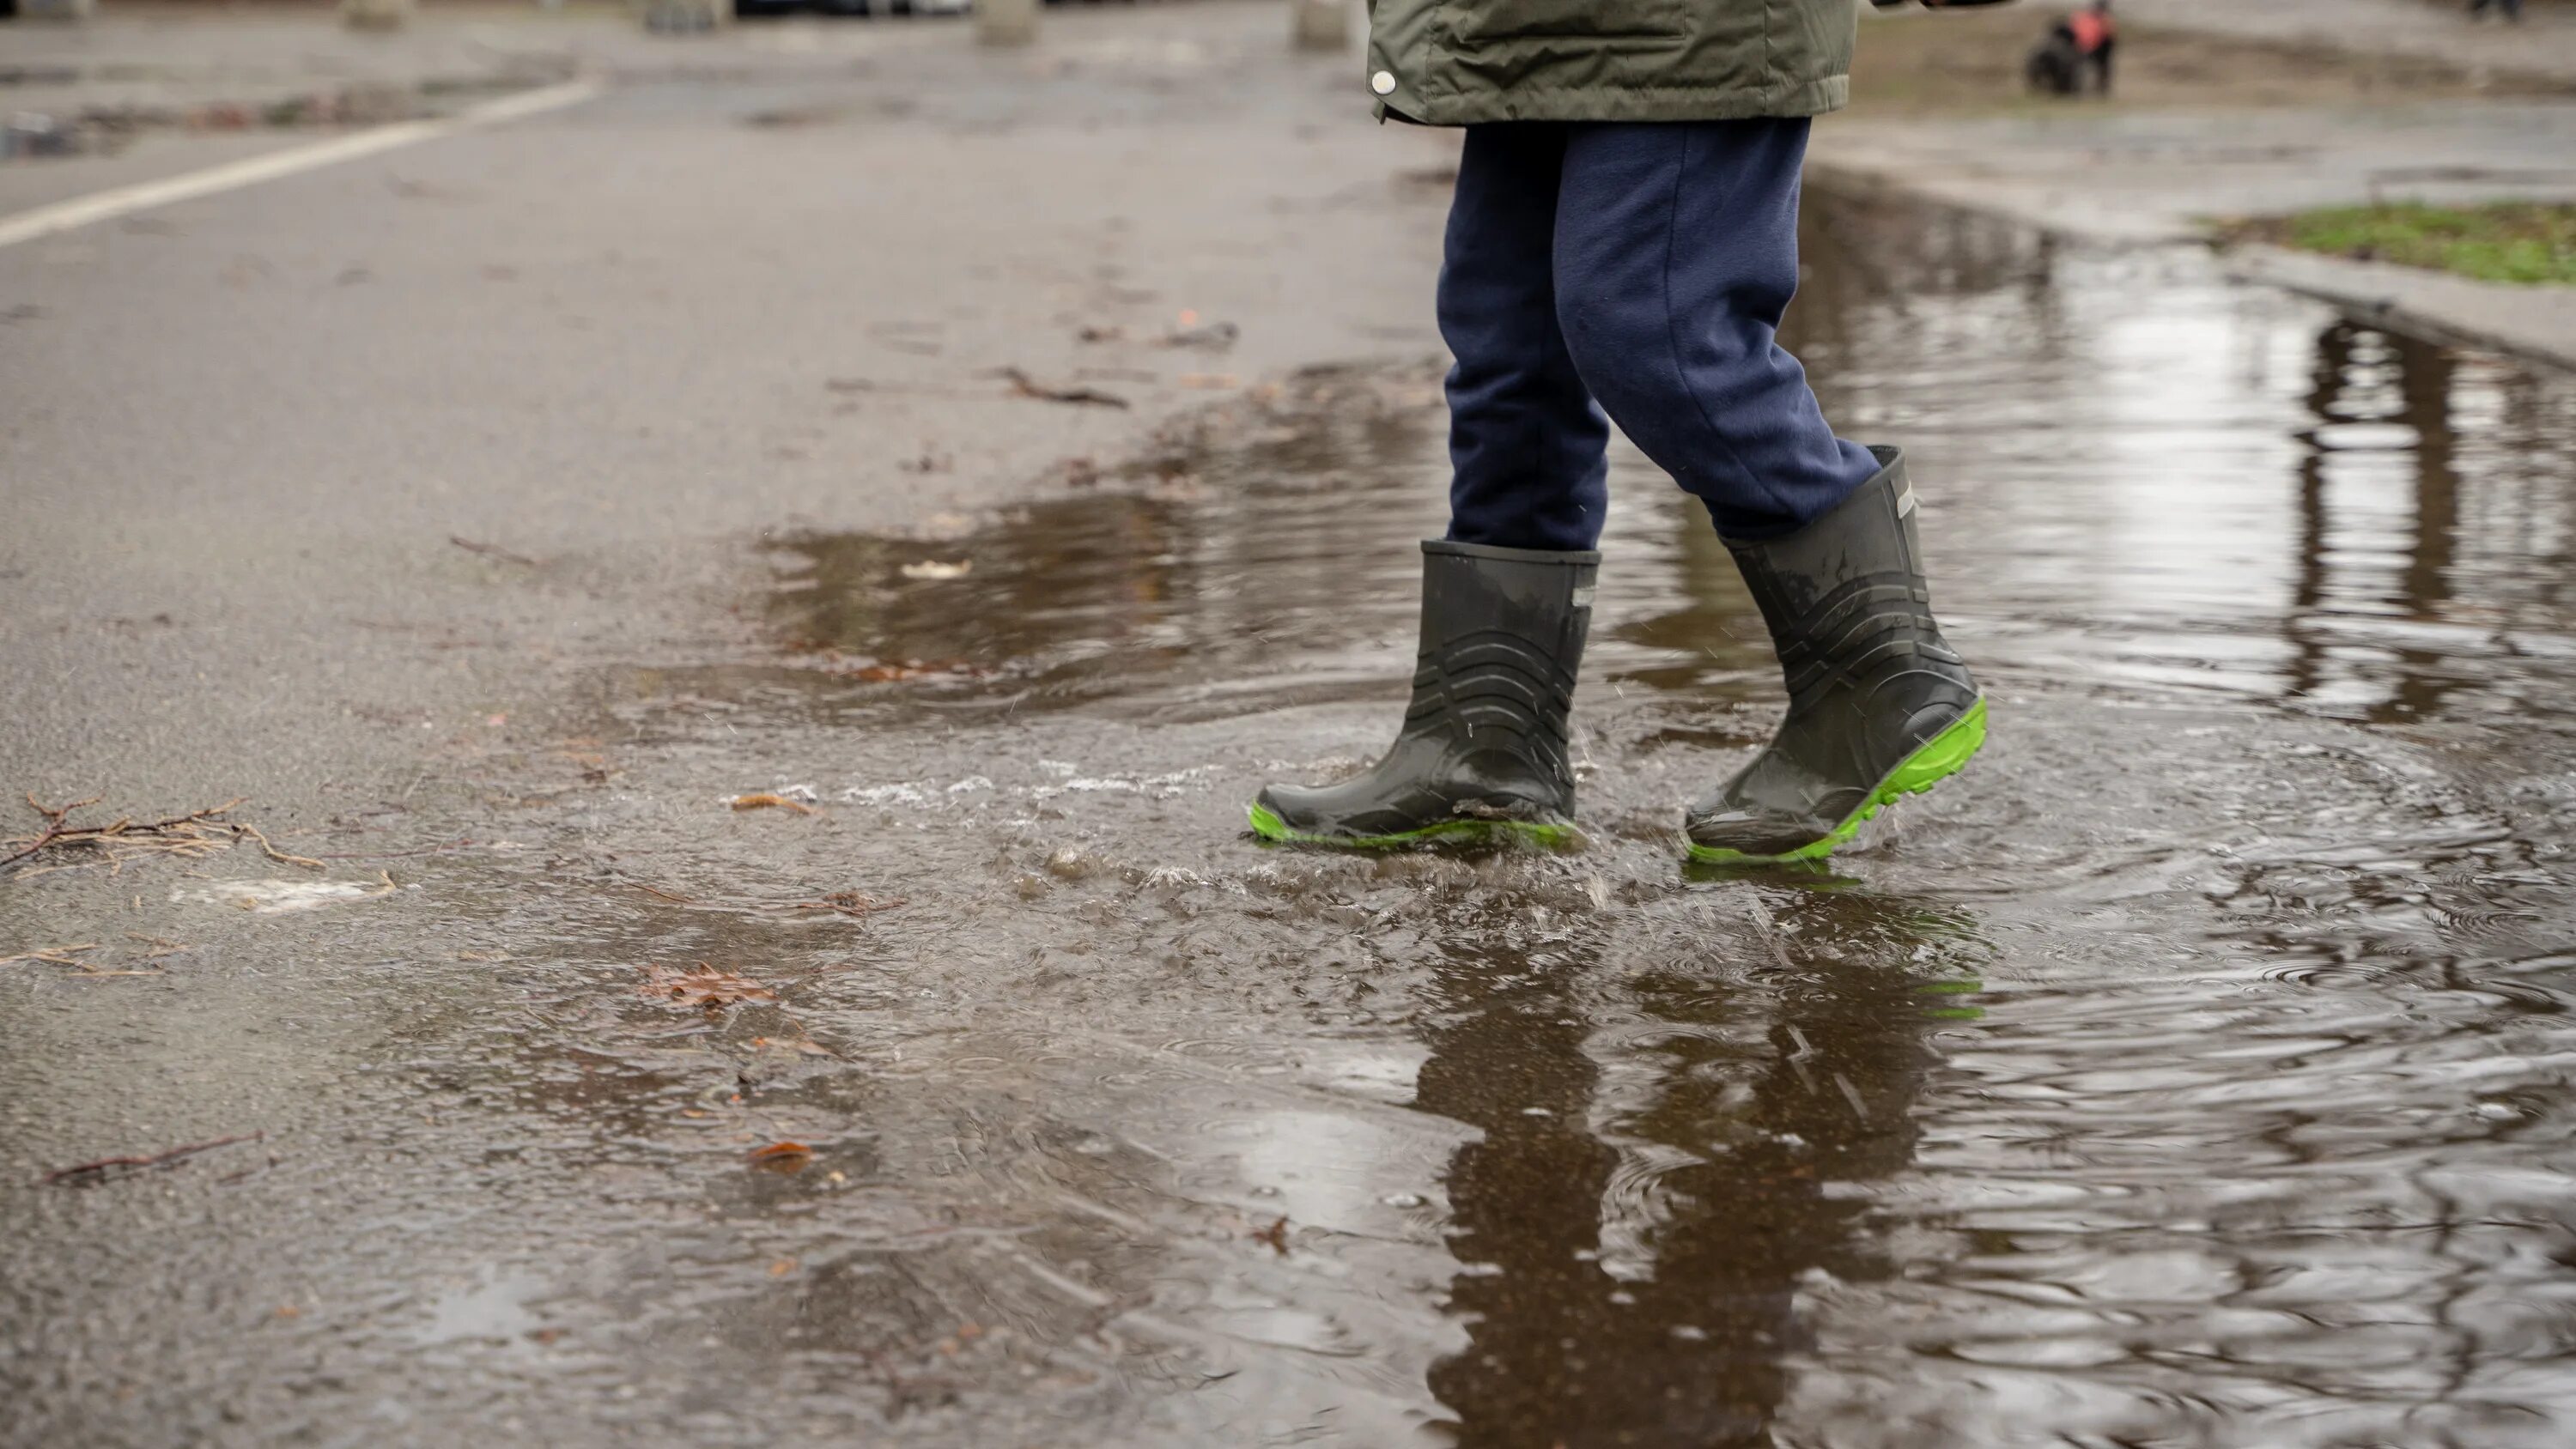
[0,77,605,252]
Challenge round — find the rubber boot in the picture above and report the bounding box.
[1685,446,1985,864]
[1250,540,1596,847]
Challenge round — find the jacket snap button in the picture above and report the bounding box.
[1370,70,1396,95]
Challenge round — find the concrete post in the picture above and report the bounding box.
[340,0,412,30]
[976,0,1039,48]
[1291,0,1350,52]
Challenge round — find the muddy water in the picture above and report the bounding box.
[9,195,2576,1447]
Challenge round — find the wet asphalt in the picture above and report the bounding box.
[9,9,2576,1449]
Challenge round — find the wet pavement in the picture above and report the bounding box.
[9,190,2576,1446]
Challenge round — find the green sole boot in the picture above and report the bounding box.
[1685,447,1984,864]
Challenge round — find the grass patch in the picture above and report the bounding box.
[2223,202,2576,285]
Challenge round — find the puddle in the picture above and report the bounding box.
[11,191,2576,1446]
[585,187,2576,1446]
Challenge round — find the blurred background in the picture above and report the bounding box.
[6,3,2576,1447]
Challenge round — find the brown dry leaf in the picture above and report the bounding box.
[769,1258,797,1276]
[729,793,817,815]
[640,963,779,1009]
[748,1141,814,1173]
[1251,1216,1291,1255]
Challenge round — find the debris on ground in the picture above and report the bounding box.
[640,963,779,1009]
[3,795,323,877]
[1076,324,1127,343]
[173,873,398,916]
[747,1141,814,1173]
[3,934,195,976]
[1250,1216,1291,1255]
[43,1131,265,1186]
[1159,319,1239,350]
[447,535,544,568]
[741,103,849,129]
[727,792,818,815]
[997,367,1130,409]
[898,560,972,581]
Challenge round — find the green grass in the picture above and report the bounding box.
[2229,202,2576,285]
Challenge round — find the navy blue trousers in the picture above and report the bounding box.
[1439,119,1880,549]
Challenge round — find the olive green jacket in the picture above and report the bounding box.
[1366,0,1861,124]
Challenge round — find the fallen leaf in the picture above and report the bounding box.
[749,1141,814,1173]
[769,1258,797,1276]
[728,793,817,815]
[1251,1216,1291,1255]
[640,963,779,1009]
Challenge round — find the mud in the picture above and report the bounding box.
[7,193,2576,1447]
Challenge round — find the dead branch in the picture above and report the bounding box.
[0,794,100,870]
[2,795,324,876]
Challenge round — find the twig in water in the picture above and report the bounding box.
[234,822,325,870]
[43,1130,265,1185]
[0,943,101,968]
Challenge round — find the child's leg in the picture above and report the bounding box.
[1438,124,1613,553]
[1545,119,1982,862]
[1546,118,1878,542]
